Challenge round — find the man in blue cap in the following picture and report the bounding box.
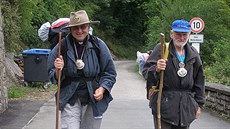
[142,19,205,129]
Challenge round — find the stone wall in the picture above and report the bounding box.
[205,82,230,118]
[0,3,8,113]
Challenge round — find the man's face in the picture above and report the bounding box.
[70,23,89,42]
[171,31,190,48]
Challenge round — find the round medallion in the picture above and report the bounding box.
[177,68,187,77]
[75,59,85,70]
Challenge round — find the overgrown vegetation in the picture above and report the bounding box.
[1,0,230,86]
[142,0,230,86]
[8,86,30,99]
[205,38,230,85]
[8,83,56,99]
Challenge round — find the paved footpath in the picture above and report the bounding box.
[22,61,230,129]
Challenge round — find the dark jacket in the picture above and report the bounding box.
[142,40,205,126]
[47,34,117,118]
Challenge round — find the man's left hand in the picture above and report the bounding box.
[195,107,202,119]
[94,87,105,101]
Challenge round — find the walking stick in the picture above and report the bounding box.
[56,32,62,129]
[157,33,165,129]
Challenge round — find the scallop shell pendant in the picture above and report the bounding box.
[177,62,187,77]
[75,59,85,70]
[177,68,187,77]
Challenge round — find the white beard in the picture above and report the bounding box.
[173,35,189,48]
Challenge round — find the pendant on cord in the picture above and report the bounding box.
[73,42,86,70]
[75,59,85,70]
[177,62,187,77]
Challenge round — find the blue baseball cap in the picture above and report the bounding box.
[172,19,191,32]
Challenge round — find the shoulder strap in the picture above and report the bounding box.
[61,37,67,67]
[61,35,100,67]
[163,43,169,60]
[89,35,100,61]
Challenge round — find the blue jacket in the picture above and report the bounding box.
[47,34,117,118]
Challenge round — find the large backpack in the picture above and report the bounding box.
[38,18,70,49]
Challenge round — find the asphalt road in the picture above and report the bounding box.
[1,60,230,129]
[101,61,153,129]
[0,100,46,129]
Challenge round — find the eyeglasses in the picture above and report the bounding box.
[72,24,89,30]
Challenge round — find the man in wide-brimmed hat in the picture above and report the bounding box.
[48,10,117,129]
[64,10,100,42]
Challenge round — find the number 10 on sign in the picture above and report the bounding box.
[190,17,205,33]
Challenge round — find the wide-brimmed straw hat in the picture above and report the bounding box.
[65,10,100,28]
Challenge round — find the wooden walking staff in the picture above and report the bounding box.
[56,32,62,129]
[157,33,165,129]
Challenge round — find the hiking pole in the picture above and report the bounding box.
[157,33,165,129]
[56,32,62,129]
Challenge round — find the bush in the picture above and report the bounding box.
[8,86,30,99]
[205,38,230,86]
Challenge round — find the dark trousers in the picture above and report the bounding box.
[153,116,189,129]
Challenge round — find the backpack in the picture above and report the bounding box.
[48,24,70,49]
[38,18,70,49]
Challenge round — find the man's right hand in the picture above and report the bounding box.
[156,59,167,72]
[54,56,64,70]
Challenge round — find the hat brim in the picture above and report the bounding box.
[173,28,191,33]
[63,20,100,28]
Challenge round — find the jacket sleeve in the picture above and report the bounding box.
[193,55,206,108]
[47,45,59,84]
[142,43,161,90]
[97,38,117,92]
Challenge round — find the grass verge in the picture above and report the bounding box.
[8,83,56,100]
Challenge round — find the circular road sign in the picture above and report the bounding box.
[190,17,205,33]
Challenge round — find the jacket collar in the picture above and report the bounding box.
[65,34,93,63]
[169,40,198,63]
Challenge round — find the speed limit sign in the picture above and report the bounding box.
[190,17,205,33]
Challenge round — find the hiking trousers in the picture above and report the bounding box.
[61,99,102,129]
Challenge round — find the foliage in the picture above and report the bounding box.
[111,0,147,46]
[8,86,30,98]
[143,0,230,65]
[2,0,104,52]
[1,0,230,85]
[2,0,23,53]
[8,83,56,99]
[94,0,148,59]
[205,38,230,85]
[142,0,230,85]
[194,0,230,65]
[145,16,163,50]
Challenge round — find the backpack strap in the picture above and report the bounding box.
[61,38,67,60]
[89,35,100,62]
[163,43,169,60]
[60,35,100,66]
[60,35,101,78]
[60,37,68,75]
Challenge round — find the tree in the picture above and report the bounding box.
[144,0,230,65]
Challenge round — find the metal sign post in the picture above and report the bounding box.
[189,17,205,53]
[189,34,204,53]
